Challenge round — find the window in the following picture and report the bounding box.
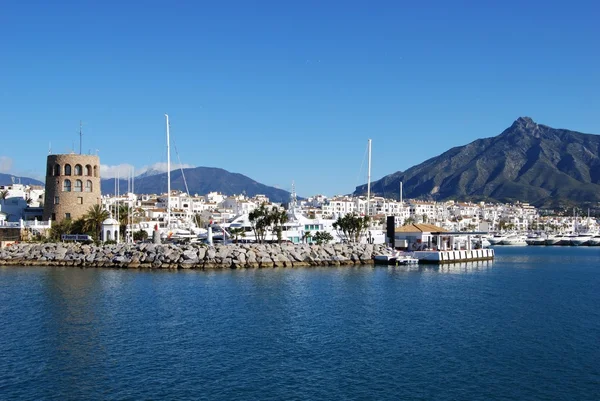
[85,180,92,192]
[63,179,71,192]
[54,196,59,205]
[93,166,98,177]
[64,164,72,176]
[65,213,71,220]
[51,213,56,220]
[85,165,92,176]
[77,197,83,205]
[74,164,82,175]
[53,164,61,176]
[74,180,82,192]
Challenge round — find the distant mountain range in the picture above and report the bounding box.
[354,117,600,208]
[0,173,44,186]
[101,167,293,203]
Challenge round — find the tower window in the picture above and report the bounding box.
[74,164,82,175]
[63,179,72,192]
[85,180,92,192]
[54,196,59,205]
[64,164,72,176]
[74,180,83,192]
[53,164,61,176]
[85,165,92,176]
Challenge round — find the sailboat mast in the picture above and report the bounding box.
[366,138,372,217]
[165,114,171,228]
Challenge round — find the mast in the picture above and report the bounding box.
[366,139,372,217]
[400,181,403,204]
[165,114,171,228]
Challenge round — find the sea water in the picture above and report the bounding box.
[1,246,599,400]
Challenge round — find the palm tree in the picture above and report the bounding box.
[302,231,312,244]
[229,227,246,244]
[271,207,288,244]
[193,213,204,228]
[83,204,110,241]
[113,204,131,237]
[49,219,73,241]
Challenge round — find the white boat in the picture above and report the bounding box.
[544,235,562,246]
[570,234,593,246]
[526,234,547,246]
[488,234,506,246]
[588,236,600,246]
[374,249,419,265]
[500,234,528,246]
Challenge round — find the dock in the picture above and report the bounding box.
[412,248,495,264]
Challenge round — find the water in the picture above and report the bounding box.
[1,247,599,400]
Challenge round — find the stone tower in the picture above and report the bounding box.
[43,154,102,223]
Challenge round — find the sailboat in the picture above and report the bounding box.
[132,115,203,241]
[362,138,385,244]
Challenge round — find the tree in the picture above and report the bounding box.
[83,204,110,241]
[270,207,288,244]
[313,231,333,245]
[133,230,148,241]
[229,227,246,244]
[333,213,370,243]
[110,204,132,237]
[249,203,270,243]
[0,190,8,201]
[49,219,73,241]
[193,213,204,228]
[302,231,312,244]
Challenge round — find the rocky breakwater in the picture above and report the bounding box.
[0,242,388,269]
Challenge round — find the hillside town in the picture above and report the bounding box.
[2,181,599,246]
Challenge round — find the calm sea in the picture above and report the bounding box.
[1,247,599,400]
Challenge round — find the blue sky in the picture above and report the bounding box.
[1,0,599,197]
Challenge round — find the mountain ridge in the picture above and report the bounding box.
[354,117,600,207]
[0,173,44,187]
[101,166,293,203]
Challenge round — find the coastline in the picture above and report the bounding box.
[0,242,386,269]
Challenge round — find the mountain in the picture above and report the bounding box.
[0,173,44,186]
[354,117,600,208]
[101,166,293,203]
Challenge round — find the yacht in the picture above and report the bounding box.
[488,234,506,246]
[525,234,547,246]
[544,234,562,246]
[570,234,594,246]
[500,234,528,246]
[588,235,600,246]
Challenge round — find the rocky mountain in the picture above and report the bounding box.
[0,173,44,187]
[354,117,600,208]
[101,166,293,203]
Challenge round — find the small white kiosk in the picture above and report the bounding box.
[101,217,120,243]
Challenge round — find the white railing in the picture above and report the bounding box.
[0,218,52,229]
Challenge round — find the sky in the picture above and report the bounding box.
[1,0,599,197]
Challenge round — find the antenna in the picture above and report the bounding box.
[49,142,52,155]
[79,120,83,155]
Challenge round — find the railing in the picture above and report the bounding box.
[0,219,52,229]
